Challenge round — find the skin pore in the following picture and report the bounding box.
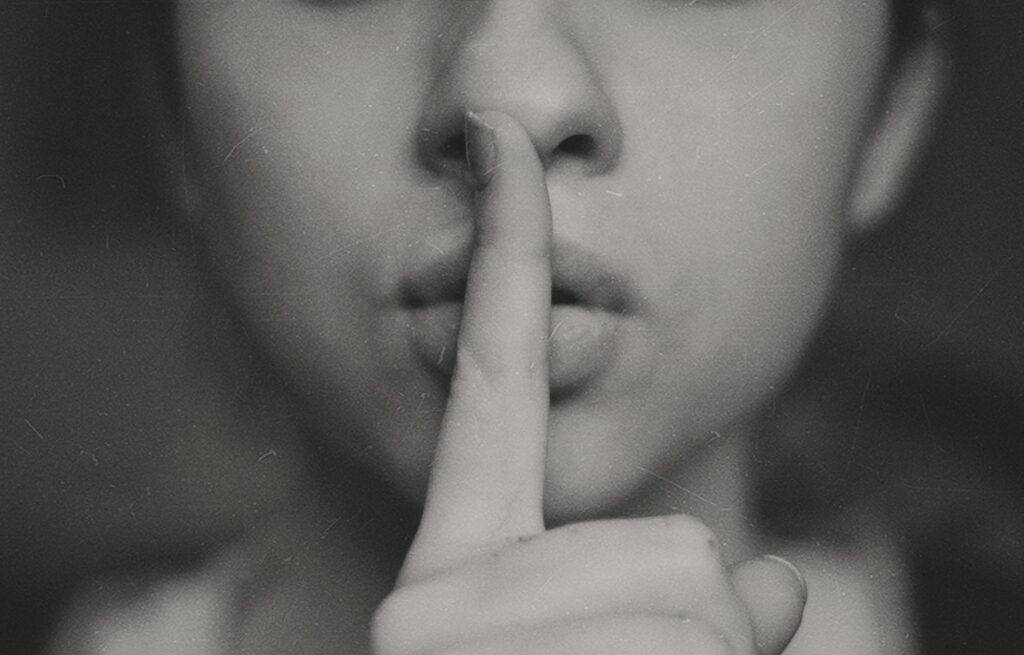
[164,0,945,652]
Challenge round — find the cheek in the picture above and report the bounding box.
[175,0,439,254]
[655,126,847,396]
[607,3,888,421]
[642,135,845,432]
[177,2,432,350]
[176,7,453,491]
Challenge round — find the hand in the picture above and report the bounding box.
[372,111,806,655]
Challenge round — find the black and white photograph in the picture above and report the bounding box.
[2,1,1022,652]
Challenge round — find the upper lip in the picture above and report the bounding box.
[401,238,638,314]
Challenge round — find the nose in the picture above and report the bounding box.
[417,2,622,179]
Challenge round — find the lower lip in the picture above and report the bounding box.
[407,302,623,395]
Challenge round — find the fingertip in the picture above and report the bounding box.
[404,109,552,578]
[729,555,807,655]
[469,110,543,175]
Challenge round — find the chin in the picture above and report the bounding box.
[355,411,655,527]
[541,468,642,525]
[537,410,678,525]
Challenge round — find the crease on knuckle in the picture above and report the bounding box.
[653,515,731,596]
[659,514,720,559]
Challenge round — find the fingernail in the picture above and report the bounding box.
[466,111,498,190]
[762,554,807,602]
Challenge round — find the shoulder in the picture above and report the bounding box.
[45,548,250,655]
[768,508,919,655]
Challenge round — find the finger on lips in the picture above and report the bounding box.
[383,112,806,655]
[401,111,553,584]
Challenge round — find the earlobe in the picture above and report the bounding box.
[847,10,950,233]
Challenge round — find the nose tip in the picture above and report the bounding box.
[416,7,622,179]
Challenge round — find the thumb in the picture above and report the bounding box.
[729,555,807,655]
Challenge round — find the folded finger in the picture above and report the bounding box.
[426,615,733,655]
[380,516,755,655]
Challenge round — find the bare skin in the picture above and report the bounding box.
[226,108,916,655]
[163,3,947,652]
[373,111,806,655]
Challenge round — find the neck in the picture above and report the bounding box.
[232,447,416,653]
[235,420,761,651]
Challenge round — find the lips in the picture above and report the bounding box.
[402,240,638,395]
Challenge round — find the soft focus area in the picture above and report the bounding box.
[1,2,1022,652]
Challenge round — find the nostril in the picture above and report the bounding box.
[423,126,608,176]
[551,287,579,305]
[555,134,597,160]
[439,133,467,164]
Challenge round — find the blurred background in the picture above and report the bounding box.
[2,1,1022,652]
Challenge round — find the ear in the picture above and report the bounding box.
[847,7,951,233]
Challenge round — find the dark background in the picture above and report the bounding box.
[2,1,1022,652]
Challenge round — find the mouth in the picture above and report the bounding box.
[401,240,638,395]
[401,241,635,315]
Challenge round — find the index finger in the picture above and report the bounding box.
[400,111,552,583]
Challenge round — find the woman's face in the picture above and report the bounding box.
[175,0,892,518]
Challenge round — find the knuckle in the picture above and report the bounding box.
[659,514,720,555]
[652,515,731,590]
